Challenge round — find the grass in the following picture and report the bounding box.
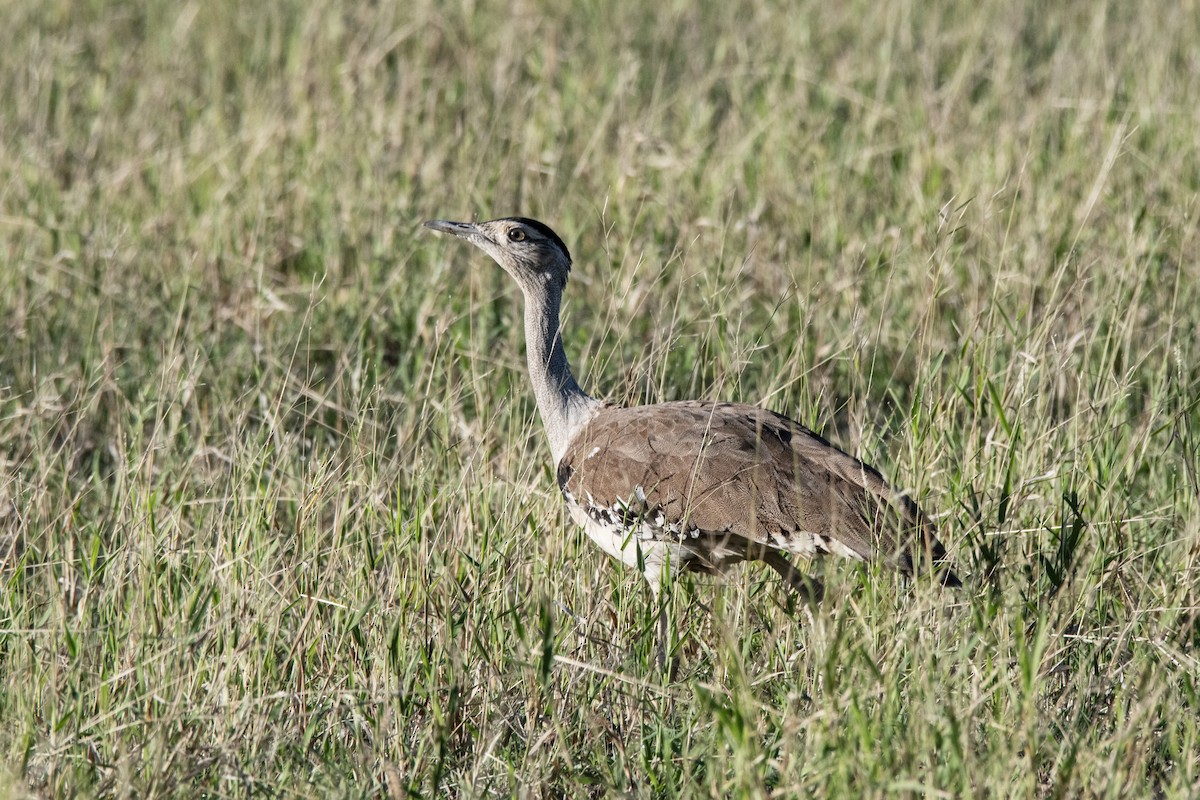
[1,0,1198,796]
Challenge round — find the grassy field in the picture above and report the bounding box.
[2,0,1199,796]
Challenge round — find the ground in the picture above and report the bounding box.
[1,0,1198,796]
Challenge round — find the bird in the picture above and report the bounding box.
[423,216,961,651]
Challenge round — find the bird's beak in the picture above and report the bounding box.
[422,219,490,243]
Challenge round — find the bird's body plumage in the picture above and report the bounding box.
[557,401,958,593]
[422,216,960,605]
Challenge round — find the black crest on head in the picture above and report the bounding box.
[504,217,572,265]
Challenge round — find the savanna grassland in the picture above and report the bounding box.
[1,0,1199,796]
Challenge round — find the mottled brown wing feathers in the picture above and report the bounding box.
[558,401,957,581]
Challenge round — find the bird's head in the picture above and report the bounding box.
[422,216,572,293]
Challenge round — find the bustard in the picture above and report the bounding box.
[423,216,961,631]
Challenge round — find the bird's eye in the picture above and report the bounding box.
[507,229,526,242]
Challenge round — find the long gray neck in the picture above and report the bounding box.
[521,280,599,463]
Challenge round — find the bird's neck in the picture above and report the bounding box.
[521,281,599,463]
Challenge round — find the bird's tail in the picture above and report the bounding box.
[888,491,963,588]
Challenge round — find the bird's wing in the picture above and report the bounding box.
[557,400,957,581]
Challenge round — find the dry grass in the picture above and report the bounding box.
[1,0,1198,796]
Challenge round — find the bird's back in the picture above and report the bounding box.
[557,401,958,583]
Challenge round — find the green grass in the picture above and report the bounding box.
[2,0,1199,796]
